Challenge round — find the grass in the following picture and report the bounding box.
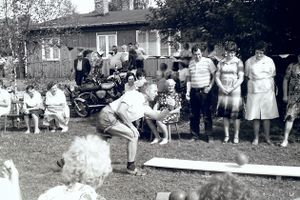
[1,113,300,200]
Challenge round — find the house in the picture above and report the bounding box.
[27,0,176,78]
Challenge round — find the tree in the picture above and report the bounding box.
[148,0,299,59]
[0,0,76,80]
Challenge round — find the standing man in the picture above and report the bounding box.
[128,42,138,72]
[96,82,169,175]
[186,44,217,143]
[73,51,91,86]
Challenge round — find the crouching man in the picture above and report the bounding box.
[96,82,169,176]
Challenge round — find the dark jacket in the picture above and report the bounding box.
[73,58,91,77]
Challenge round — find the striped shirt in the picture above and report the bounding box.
[187,57,216,88]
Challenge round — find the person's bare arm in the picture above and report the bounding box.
[144,105,170,121]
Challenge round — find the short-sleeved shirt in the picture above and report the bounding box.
[187,57,216,88]
[245,55,276,93]
[23,90,43,108]
[216,57,244,88]
[109,90,146,122]
[179,68,189,82]
[124,83,137,92]
[109,52,123,69]
[38,183,106,200]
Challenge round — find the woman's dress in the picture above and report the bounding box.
[216,57,244,119]
[43,89,70,129]
[284,62,300,120]
[156,91,181,124]
[245,55,279,120]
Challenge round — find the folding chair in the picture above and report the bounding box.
[1,101,22,136]
[166,121,181,142]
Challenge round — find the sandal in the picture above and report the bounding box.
[252,138,259,145]
[126,167,146,176]
[223,136,229,144]
[233,137,239,144]
[280,140,288,147]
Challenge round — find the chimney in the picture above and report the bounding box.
[94,0,109,15]
[121,0,134,10]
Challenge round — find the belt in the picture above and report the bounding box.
[191,87,207,92]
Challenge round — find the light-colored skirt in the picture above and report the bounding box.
[245,91,279,120]
[43,106,70,128]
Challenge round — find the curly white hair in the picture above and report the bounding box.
[62,135,112,189]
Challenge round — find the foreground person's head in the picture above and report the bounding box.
[198,173,251,200]
[62,135,112,189]
[140,82,158,102]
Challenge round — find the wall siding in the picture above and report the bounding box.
[27,25,155,78]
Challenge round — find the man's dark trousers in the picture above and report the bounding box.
[190,88,213,138]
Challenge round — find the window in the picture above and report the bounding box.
[137,30,179,56]
[136,30,160,56]
[41,38,60,61]
[96,32,117,58]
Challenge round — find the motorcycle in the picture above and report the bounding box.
[71,70,127,117]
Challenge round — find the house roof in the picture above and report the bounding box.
[31,9,151,30]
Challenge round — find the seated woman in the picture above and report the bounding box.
[152,79,181,145]
[124,72,137,92]
[38,135,112,200]
[134,69,147,89]
[0,79,11,117]
[22,85,44,134]
[43,82,70,133]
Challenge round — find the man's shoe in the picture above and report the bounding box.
[56,159,65,168]
[190,136,200,141]
[126,167,146,176]
[204,135,212,143]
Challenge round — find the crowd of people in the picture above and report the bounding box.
[159,41,299,148]
[0,80,70,134]
[1,40,300,199]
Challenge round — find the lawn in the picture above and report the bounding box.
[1,113,300,200]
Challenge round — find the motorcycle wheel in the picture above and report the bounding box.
[74,99,90,117]
[78,92,98,113]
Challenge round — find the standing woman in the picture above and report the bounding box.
[280,52,300,147]
[245,41,279,145]
[215,41,244,144]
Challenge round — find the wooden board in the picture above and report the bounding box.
[144,157,300,178]
[155,192,170,200]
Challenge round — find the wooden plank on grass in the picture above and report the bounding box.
[155,192,170,200]
[144,157,300,178]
